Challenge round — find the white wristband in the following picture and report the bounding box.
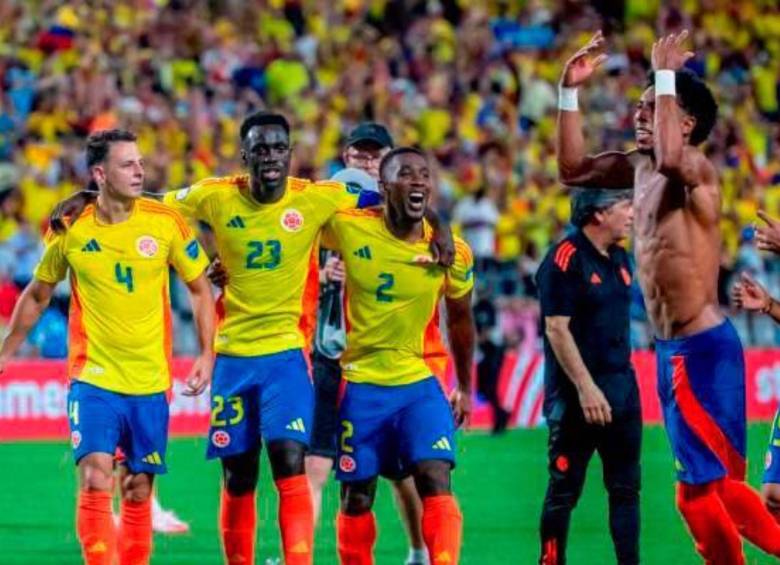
[655,70,676,96]
[558,86,579,112]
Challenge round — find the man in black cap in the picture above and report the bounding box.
[535,188,641,565]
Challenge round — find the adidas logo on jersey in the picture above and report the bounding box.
[285,418,306,433]
[353,246,372,259]
[141,451,163,465]
[432,437,452,451]
[81,239,101,252]
[226,216,246,228]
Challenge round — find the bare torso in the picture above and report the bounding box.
[632,155,723,339]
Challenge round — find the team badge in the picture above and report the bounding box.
[136,236,159,258]
[620,267,632,285]
[211,430,231,448]
[339,455,356,473]
[767,451,773,470]
[281,209,304,232]
[71,431,82,449]
[175,187,191,201]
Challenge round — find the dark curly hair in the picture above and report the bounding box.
[647,69,718,145]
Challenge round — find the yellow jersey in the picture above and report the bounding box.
[323,209,474,386]
[163,174,374,357]
[34,199,209,394]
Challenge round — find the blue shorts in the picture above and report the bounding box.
[206,349,313,459]
[67,381,169,475]
[335,377,456,482]
[656,320,746,485]
[763,410,780,483]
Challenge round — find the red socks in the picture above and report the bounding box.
[676,481,744,565]
[719,478,780,556]
[220,490,257,565]
[276,475,314,565]
[422,495,463,565]
[76,490,116,565]
[118,498,152,565]
[336,511,377,565]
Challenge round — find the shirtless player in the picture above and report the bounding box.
[555,30,780,564]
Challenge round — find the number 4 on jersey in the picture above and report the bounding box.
[115,263,134,292]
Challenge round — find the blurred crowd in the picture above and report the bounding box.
[2,0,780,358]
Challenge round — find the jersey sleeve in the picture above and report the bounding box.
[167,214,210,283]
[33,231,68,284]
[162,181,217,224]
[537,244,582,317]
[444,238,475,299]
[310,180,381,217]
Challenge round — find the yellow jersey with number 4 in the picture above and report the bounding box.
[163,174,371,357]
[33,199,209,394]
[322,208,474,386]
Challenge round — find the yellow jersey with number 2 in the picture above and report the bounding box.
[322,208,474,386]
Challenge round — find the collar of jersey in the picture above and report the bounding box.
[89,199,139,228]
[237,176,292,209]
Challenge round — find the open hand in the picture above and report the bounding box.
[560,30,608,87]
[732,272,771,312]
[652,30,694,71]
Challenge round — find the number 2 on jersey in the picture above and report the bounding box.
[114,263,134,292]
[246,240,282,270]
[376,272,394,302]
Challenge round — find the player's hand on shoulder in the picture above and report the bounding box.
[561,30,608,87]
[449,386,472,428]
[577,380,612,426]
[207,257,228,288]
[651,29,694,71]
[756,210,780,254]
[731,272,770,312]
[50,190,96,234]
[183,353,213,397]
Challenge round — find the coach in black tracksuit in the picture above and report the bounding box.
[536,188,641,565]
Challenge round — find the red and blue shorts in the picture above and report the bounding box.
[656,320,746,485]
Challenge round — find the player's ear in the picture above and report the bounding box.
[681,114,696,141]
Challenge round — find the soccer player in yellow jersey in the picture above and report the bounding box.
[322,147,476,565]
[0,129,215,565]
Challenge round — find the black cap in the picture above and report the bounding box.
[345,122,394,149]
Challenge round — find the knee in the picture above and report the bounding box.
[122,474,153,503]
[340,483,376,516]
[605,476,640,505]
[544,479,585,511]
[413,461,452,498]
[79,461,113,492]
[268,440,306,479]
[763,484,780,512]
[222,452,260,496]
[305,456,332,491]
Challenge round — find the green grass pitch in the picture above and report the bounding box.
[0,425,777,564]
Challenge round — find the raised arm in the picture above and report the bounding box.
[651,31,720,222]
[0,280,57,370]
[557,31,635,188]
[445,292,476,426]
